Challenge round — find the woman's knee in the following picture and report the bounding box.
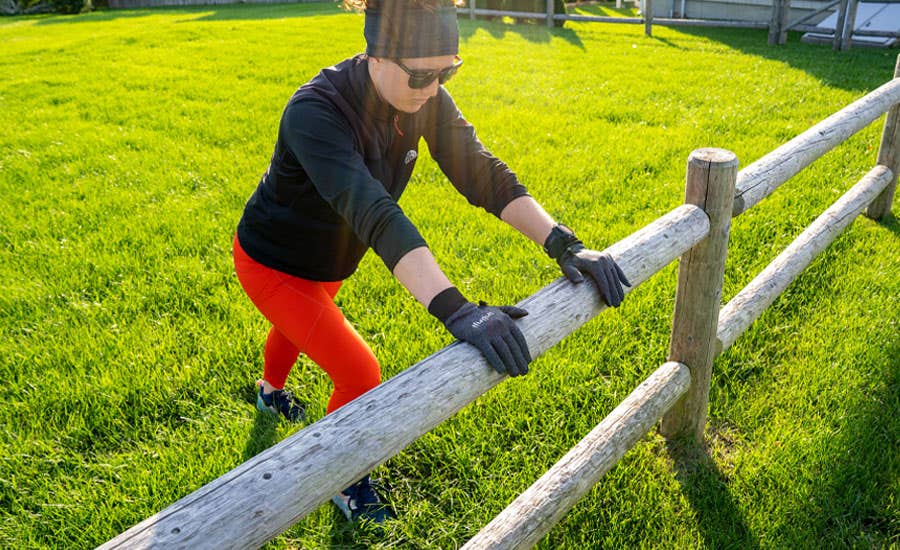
[337,357,381,394]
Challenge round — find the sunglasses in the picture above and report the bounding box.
[393,57,463,89]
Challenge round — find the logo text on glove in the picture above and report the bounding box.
[471,311,495,328]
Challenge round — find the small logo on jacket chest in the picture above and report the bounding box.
[404,150,418,165]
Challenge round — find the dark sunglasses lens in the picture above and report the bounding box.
[438,65,459,85]
[409,72,437,89]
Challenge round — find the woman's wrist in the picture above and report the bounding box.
[427,286,468,322]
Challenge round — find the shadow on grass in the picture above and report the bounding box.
[873,210,899,237]
[666,436,761,549]
[805,337,900,545]
[34,1,344,25]
[568,1,638,18]
[702,210,900,544]
[185,1,344,22]
[458,16,586,49]
[241,383,278,461]
[670,27,896,92]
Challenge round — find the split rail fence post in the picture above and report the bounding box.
[867,55,900,220]
[546,0,553,28]
[777,0,791,44]
[840,0,859,51]
[470,0,476,19]
[833,0,849,50]
[768,0,790,45]
[767,0,780,45]
[659,148,738,442]
[644,0,653,36]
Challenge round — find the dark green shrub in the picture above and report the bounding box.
[480,0,503,19]
[506,0,566,26]
[472,0,566,27]
[50,0,88,13]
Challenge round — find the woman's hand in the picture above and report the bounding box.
[544,224,631,308]
[558,248,631,307]
[442,301,532,376]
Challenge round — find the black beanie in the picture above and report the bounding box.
[364,5,459,59]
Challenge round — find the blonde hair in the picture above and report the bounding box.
[342,0,465,13]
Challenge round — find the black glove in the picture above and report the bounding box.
[428,288,532,376]
[544,224,631,307]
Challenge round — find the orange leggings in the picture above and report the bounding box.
[232,235,381,413]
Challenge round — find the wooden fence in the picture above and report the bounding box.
[467,0,899,49]
[770,0,900,49]
[100,0,894,50]
[107,0,315,8]
[99,58,900,549]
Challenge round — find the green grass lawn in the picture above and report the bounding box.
[1,3,899,548]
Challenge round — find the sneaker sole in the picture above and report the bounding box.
[255,393,279,417]
[331,494,352,521]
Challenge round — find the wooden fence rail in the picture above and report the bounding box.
[717,164,893,354]
[461,361,691,550]
[455,64,899,550]
[101,60,899,550]
[469,0,891,46]
[732,77,900,217]
[99,207,710,549]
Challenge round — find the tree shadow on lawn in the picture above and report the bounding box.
[34,1,345,25]
[459,17,586,49]
[670,26,896,92]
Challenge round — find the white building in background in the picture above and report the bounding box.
[639,0,899,47]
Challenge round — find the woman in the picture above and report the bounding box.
[233,0,630,524]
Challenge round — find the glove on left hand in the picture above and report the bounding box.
[443,301,532,377]
[428,287,533,377]
[559,248,631,307]
[544,224,632,308]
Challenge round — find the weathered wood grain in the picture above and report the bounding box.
[840,0,860,51]
[833,0,850,50]
[732,77,900,217]
[461,361,691,550]
[660,149,738,442]
[768,0,791,45]
[717,164,893,354]
[867,55,900,220]
[98,205,709,550]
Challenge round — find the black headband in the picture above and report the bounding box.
[364,6,459,59]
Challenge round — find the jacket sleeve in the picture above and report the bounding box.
[281,97,427,271]
[422,87,530,218]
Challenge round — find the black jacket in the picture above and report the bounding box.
[237,55,529,281]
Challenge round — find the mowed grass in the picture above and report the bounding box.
[1,3,898,548]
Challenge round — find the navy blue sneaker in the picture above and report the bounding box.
[256,382,305,422]
[330,475,396,525]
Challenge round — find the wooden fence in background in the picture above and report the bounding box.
[99,57,900,550]
[101,0,897,50]
[770,0,900,49]
[467,0,900,49]
[107,0,315,8]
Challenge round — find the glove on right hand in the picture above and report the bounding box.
[443,301,532,377]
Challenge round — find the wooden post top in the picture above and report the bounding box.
[688,148,739,167]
